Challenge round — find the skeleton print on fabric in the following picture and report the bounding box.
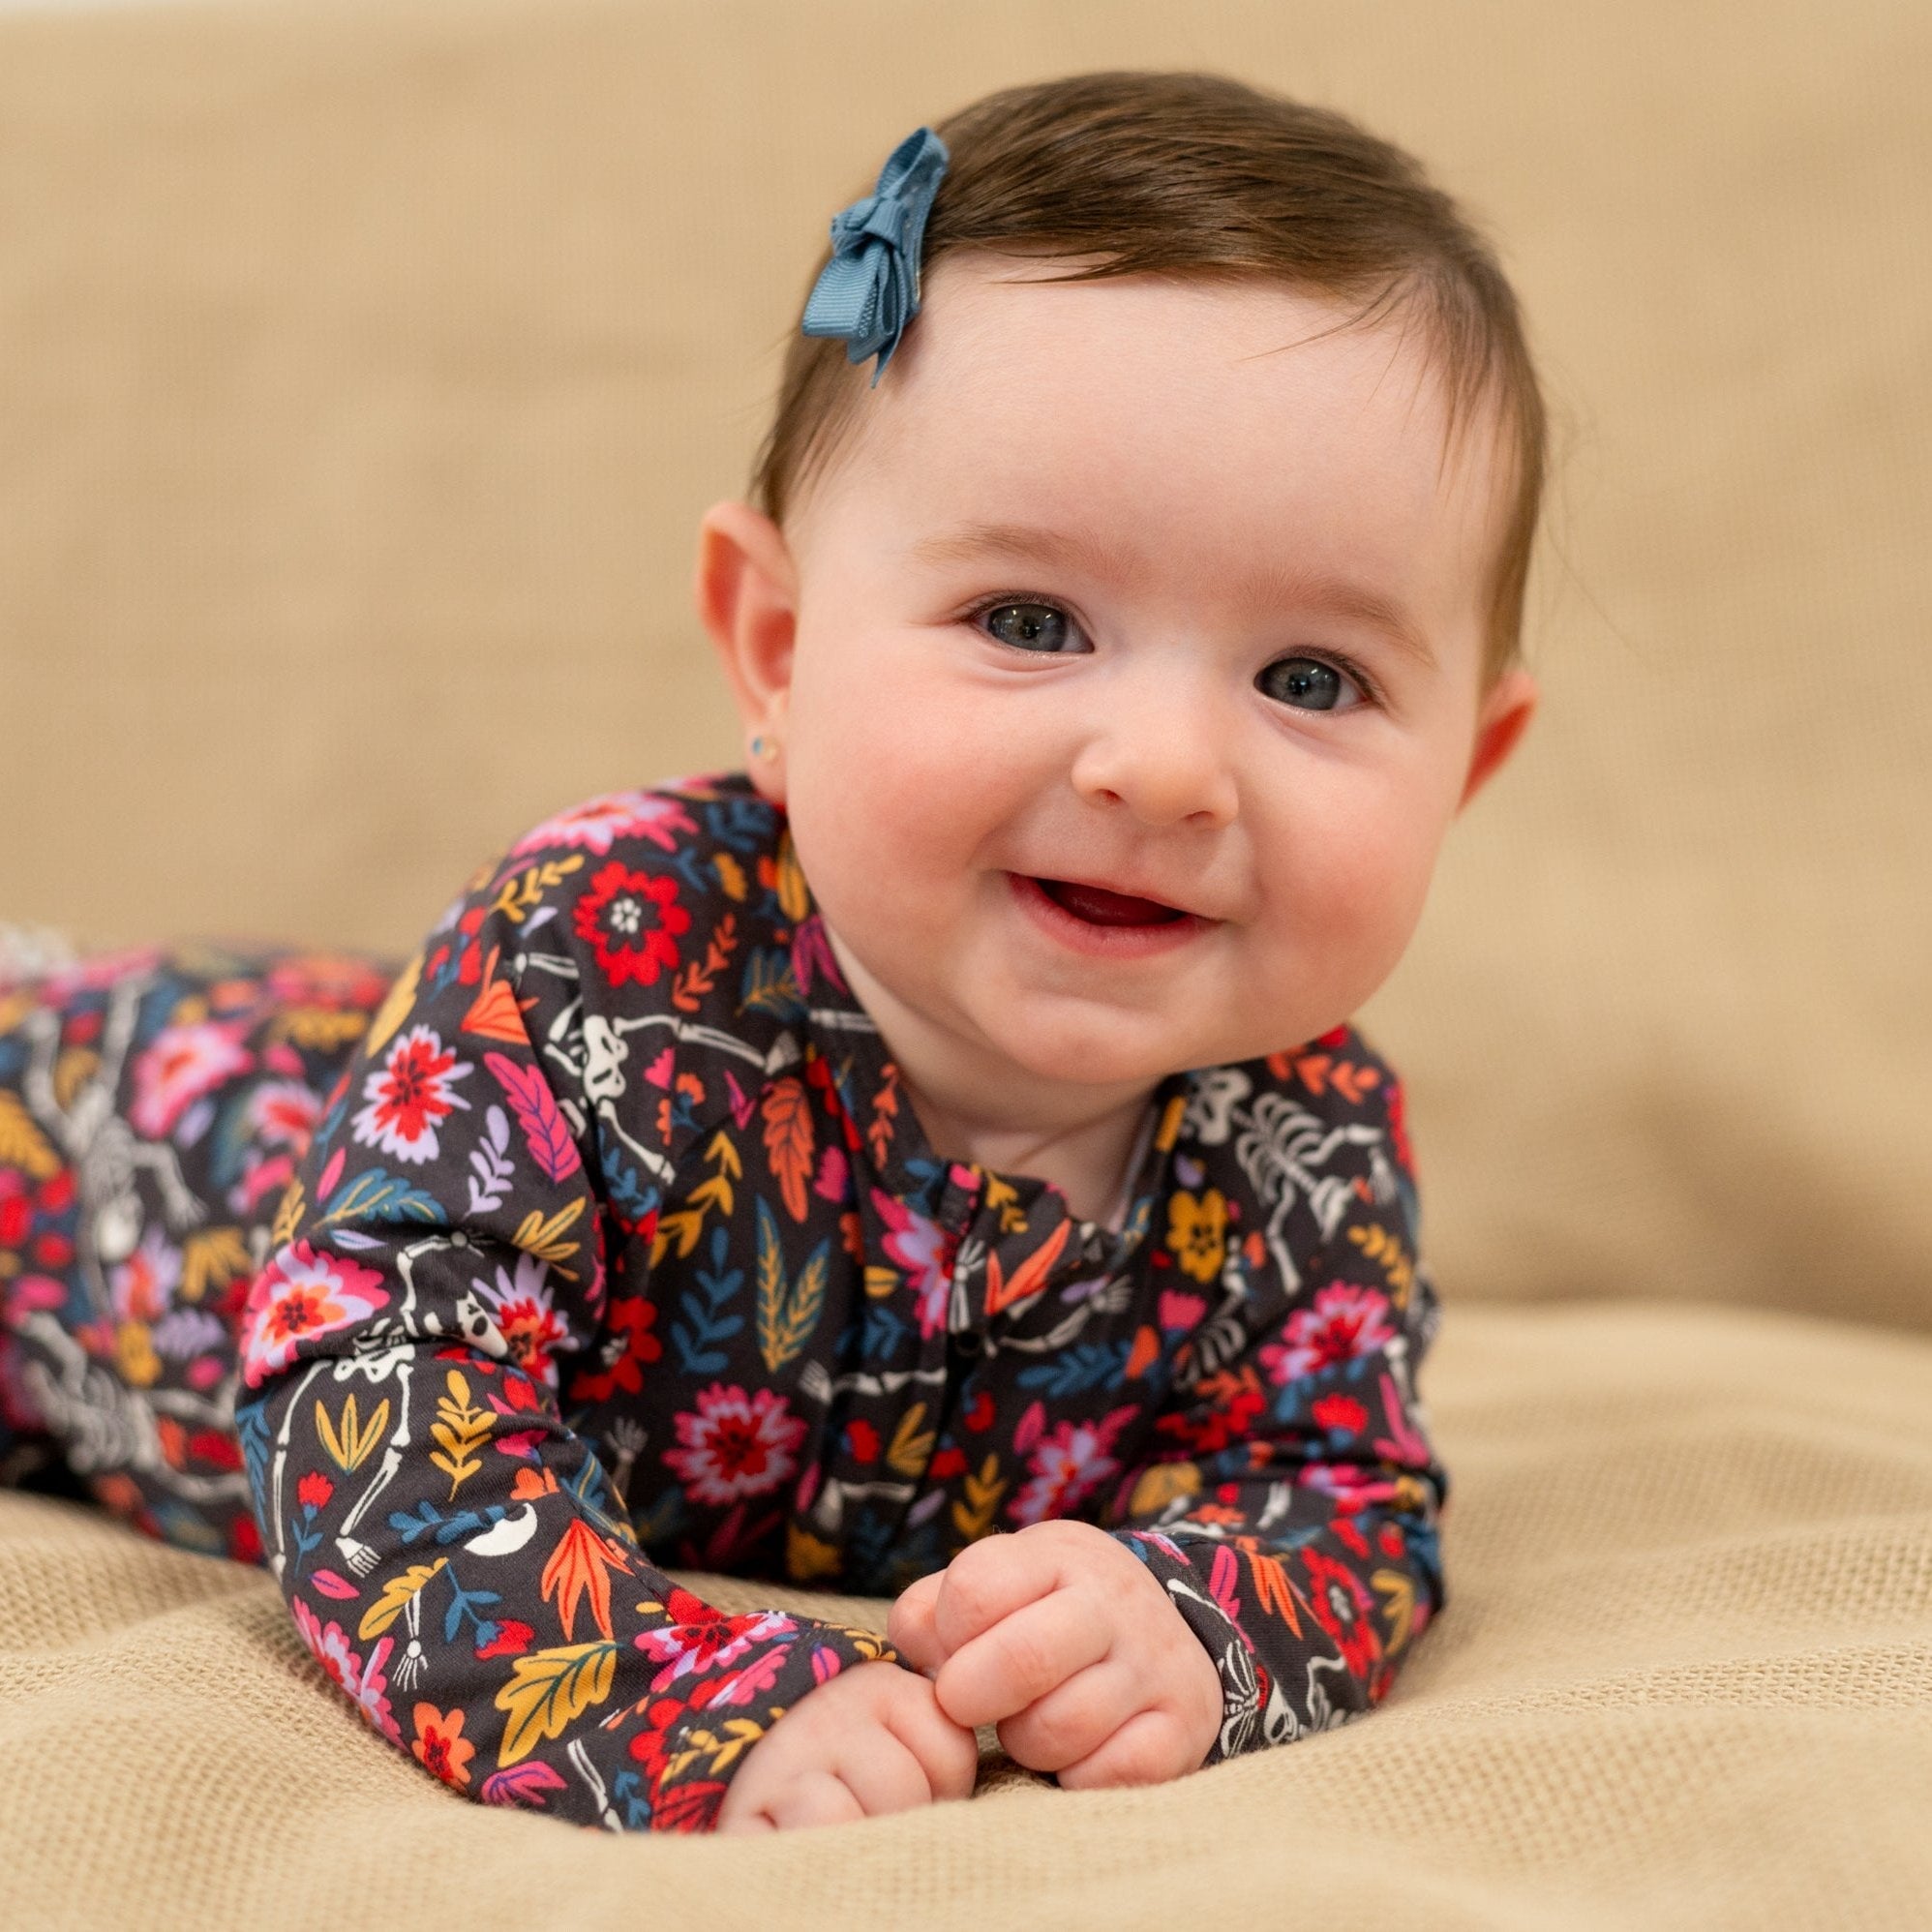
[0,773,1448,1832]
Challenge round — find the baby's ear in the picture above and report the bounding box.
[694,500,800,797]
[1457,665,1538,812]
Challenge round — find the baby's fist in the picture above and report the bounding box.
[713,1659,979,1833]
[889,1522,1223,1790]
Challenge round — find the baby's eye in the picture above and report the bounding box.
[1255,655,1367,712]
[979,601,1087,654]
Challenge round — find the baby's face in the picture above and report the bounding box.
[723,260,1532,1097]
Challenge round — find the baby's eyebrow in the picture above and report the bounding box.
[914,520,1437,671]
[910,520,1127,578]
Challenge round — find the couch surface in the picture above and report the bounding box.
[1,0,1928,1927]
[7,1300,1932,1932]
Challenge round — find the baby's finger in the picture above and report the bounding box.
[767,1768,867,1831]
[1054,1705,1197,1792]
[830,1729,936,1818]
[886,1571,947,1675]
[929,1529,1061,1659]
[994,1660,1132,1774]
[934,1586,1111,1730]
[882,1682,982,1801]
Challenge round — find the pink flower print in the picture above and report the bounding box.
[128,1018,254,1139]
[110,1227,182,1324]
[1300,1462,1400,1513]
[870,1188,952,1340]
[635,1608,791,1692]
[662,1383,806,1508]
[509,789,698,860]
[292,1598,402,1744]
[239,1240,391,1386]
[1259,1283,1397,1386]
[245,1078,324,1155]
[1010,1404,1140,1527]
[351,1024,471,1164]
[471,1253,570,1391]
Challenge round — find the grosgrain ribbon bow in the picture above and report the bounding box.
[800,126,951,382]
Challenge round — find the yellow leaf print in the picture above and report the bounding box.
[951,1452,1006,1542]
[362,951,422,1060]
[317,1392,391,1474]
[115,1321,161,1389]
[512,1198,586,1281]
[0,1092,59,1182]
[772,832,811,922]
[357,1558,448,1642]
[886,1403,935,1480]
[1347,1222,1416,1307]
[1126,1461,1201,1519]
[1165,1188,1228,1284]
[429,1370,491,1500]
[52,1047,99,1113]
[787,1522,843,1583]
[180,1226,252,1305]
[270,1179,306,1253]
[495,1642,619,1767]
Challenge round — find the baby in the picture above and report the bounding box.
[0,70,1541,1834]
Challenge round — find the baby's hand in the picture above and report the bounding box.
[712,1658,980,1833]
[887,1522,1223,1790]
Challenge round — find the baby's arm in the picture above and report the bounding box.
[891,1068,1446,1781]
[235,865,920,1833]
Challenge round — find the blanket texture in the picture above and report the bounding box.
[6,1300,1930,1931]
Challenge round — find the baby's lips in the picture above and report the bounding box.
[1043,879,1186,925]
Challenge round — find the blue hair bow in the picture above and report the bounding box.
[800,126,951,383]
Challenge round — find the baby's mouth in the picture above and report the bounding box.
[1033,878,1189,926]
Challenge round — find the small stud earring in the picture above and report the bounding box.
[750,734,777,762]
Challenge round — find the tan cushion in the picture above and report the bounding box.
[0,0,1926,1328]
[5,1300,1931,1927]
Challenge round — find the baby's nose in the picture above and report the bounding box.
[1070,680,1238,830]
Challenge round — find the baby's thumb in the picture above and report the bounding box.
[887,1571,947,1675]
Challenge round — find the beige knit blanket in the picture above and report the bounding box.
[5,1299,1928,1931]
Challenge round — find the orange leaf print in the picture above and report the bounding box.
[1246,1549,1306,1639]
[761,1076,815,1223]
[462,945,537,1043]
[983,1219,1072,1318]
[540,1517,630,1643]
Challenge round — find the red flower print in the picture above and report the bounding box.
[410,1703,476,1790]
[635,1608,792,1691]
[351,1024,471,1164]
[662,1383,805,1508]
[564,1292,662,1405]
[1011,1404,1139,1526]
[1312,1393,1370,1436]
[1302,1548,1382,1676]
[573,861,691,988]
[296,1470,335,1512]
[476,1617,534,1660]
[1258,1284,1398,1386]
[471,1254,570,1390]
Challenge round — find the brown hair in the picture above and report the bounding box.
[751,70,1545,679]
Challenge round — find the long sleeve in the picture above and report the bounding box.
[232,860,901,1833]
[1100,1061,1447,1764]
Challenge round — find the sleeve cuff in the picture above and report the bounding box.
[626,1616,906,1832]
[1112,1528,1267,1766]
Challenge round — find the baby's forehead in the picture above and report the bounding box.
[831,262,1514,589]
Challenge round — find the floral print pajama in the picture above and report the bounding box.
[0,773,1448,1831]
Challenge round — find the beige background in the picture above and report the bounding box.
[1,0,1927,1329]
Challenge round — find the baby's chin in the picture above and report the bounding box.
[968,997,1273,1094]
